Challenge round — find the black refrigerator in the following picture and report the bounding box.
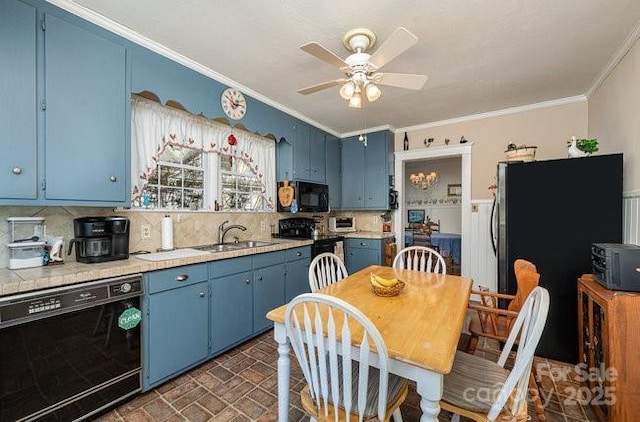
[497,154,623,363]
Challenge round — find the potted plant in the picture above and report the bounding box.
[567,136,599,157]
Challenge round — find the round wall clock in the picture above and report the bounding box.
[221,88,247,120]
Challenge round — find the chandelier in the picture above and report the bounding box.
[409,171,439,190]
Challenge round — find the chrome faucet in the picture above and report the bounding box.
[218,220,247,243]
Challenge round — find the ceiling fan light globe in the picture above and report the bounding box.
[348,92,362,108]
[339,81,356,100]
[365,82,382,101]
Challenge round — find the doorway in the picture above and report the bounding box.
[393,144,472,276]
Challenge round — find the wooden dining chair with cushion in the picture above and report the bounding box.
[442,286,550,422]
[463,259,546,421]
[393,245,446,274]
[466,259,540,354]
[308,252,349,292]
[285,293,408,422]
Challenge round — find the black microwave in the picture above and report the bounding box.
[277,181,329,213]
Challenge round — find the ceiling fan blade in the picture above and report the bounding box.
[297,79,346,95]
[368,27,418,69]
[300,42,347,68]
[377,72,428,90]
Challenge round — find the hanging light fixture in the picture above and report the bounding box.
[343,70,382,108]
[348,87,363,108]
[409,171,439,190]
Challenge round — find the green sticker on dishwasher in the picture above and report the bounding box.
[118,307,142,330]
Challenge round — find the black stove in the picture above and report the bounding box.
[277,218,344,257]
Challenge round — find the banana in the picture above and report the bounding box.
[370,272,398,287]
[370,273,386,288]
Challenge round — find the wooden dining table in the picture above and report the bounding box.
[266,264,472,422]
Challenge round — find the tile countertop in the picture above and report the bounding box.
[340,231,396,239]
[0,239,312,297]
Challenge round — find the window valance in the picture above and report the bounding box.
[131,96,275,210]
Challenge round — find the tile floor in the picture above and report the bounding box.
[96,331,599,422]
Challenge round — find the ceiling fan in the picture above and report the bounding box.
[297,27,428,108]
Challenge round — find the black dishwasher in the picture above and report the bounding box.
[0,274,143,421]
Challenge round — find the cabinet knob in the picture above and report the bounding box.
[258,276,263,281]
[245,278,251,284]
[109,175,117,182]
[175,274,189,282]
[360,242,366,246]
[199,292,205,298]
[12,167,23,175]
[296,252,302,257]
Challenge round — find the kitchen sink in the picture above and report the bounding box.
[191,240,275,253]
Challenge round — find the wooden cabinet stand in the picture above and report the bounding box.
[577,275,640,421]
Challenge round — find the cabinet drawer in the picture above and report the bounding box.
[285,246,311,261]
[346,238,381,250]
[146,264,208,294]
[209,256,252,278]
[253,251,285,268]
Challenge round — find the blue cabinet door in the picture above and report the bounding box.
[345,238,383,274]
[44,13,127,203]
[293,125,310,180]
[363,132,388,209]
[325,136,341,209]
[0,0,37,200]
[341,136,365,209]
[145,281,209,388]
[285,257,311,302]
[308,128,326,183]
[210,271,253,354]
[253,263,285,333]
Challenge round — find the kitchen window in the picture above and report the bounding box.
[131,95,275,211]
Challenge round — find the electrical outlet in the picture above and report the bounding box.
[141,224,151,239]
[471,204,479,212]
[373,216,379,224]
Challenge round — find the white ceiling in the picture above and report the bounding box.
[59,0,640,136]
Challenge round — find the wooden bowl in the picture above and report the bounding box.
[371,280,405,297]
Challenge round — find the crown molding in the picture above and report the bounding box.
[394,95,587,134]
[585,19,640,99]
[340,124,395,138]
[45,0,341,137]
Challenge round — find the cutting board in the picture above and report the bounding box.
[278,179,294,207]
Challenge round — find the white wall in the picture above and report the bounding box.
[404,157,462,233]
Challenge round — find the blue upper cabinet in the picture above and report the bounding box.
[341,131,392,210]
[325,135,341,209]
[0,0,129,206]
[308,127,326,183]
[44,13,128,204]
[276,123,327,183]
[0,0,37,200]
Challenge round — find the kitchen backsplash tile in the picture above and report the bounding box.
[0,207,391,268]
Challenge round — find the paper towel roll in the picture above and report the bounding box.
[161,215,174,250]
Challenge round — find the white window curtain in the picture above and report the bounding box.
[131,96,276,210]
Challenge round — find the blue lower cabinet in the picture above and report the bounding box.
[285,247,312,301]
[210,270,253,354]
[345,238,384,274]
[253,263,286,333]
[143,265,209,390]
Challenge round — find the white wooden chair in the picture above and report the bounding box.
[308,252,349,292]
[392,246,446,274]
[442,286,550,422]
[285,293,408,422]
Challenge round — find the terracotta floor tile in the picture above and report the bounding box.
[171,386,208,410]
[196,392,226,415]
[179,403,212,422]
[246,387,278,409]
[142,398,175,421]
[99,330,599,422]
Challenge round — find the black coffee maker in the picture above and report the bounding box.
[68,216,130,263]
